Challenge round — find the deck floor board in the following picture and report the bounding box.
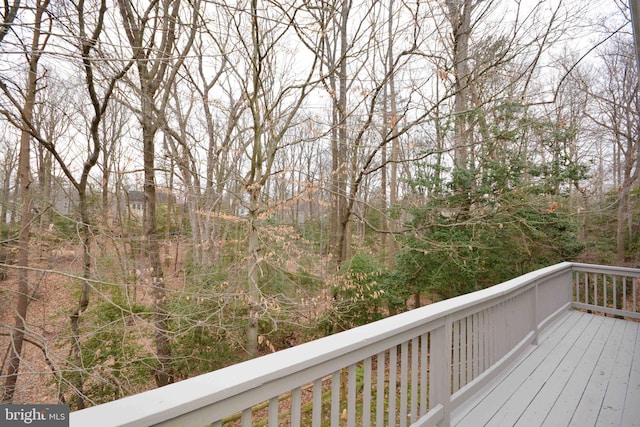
[452,311,639,427]
[621,321,640,427]
[597,320,638,426]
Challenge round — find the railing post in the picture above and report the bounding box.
[430,316,452,426]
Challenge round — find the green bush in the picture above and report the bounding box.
[65,294,154,406]
[51,211,79,240]
[331,253,396,329]
[169,266,244,378]
[397,198,585,301]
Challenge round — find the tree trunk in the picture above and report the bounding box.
[142,111,173,385]
[2,94,33,404]
[335,0,351,266]
[386,0,399,269]
[246,0,263,359]
[2,0,48,400]
[69,191,92,409]
[446,0,474,178]
[617,151,636,263]
[246,192,261,358]
[101,138,111,230]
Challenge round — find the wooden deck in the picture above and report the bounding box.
[453,310,640,427]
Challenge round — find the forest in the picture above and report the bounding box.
[0,0,638,410]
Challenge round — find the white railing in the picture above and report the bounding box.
[69,262,640,427]
[571,263,640,320]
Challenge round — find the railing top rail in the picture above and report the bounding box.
[571,262,640,276]
[69,262,580,426]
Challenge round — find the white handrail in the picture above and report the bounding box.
[69,262,639,426]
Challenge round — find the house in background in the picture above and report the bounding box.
[3,181,77,224]
[51,184,77,216]
[125,190,177,218]
[126,190,146,219]
[3,183,181,235]
[123,189,182,235]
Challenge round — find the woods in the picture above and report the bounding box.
[0,0,638,409]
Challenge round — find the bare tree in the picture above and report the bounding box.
[117,0,200,385]
[445,0,477,179]
[318,0,427,266]
[1,0,137,407]
[584,34,640,263]
[213,0,322,357]
[31,77,76,230]
[99,101,131,232]
[173,22,247,266]
[0,0,51,403]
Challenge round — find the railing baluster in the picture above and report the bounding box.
[467,315,473,384]
[499,302,506,359]
[363,357,372,427]
[524,292,530,338]
[400,341,408,427]
[604,275,608,309]
[469,314,475,380]
[509,297,515,349]
[411,337,419,422]
[241,408,252,427]
[331,371,340,426]
[485,306,490,370]
[482,308,488,350]
[268,397,278,426]
[312,378,321,427]
[503,301,509,357]
[585,272,589,305]
[634,278,637,313]
[460,318,467,387]
[614,276,618,310]
[291,387,301,426]
[479,310,486,372]
[376,351,385,427]
[599,274,603,307]
[488,306,495,365]
[495,305,500,362]
[514,295,518,341]
[517,295,523,344]
[473,312,480,379]
[487,307,493,365]
[452,320,460,392]
[348,364,356,426]
[623,277,628,311]
[430,320,452,426]
[515,296,520,347]
[389,346,397,426]
[420,333,428,416]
